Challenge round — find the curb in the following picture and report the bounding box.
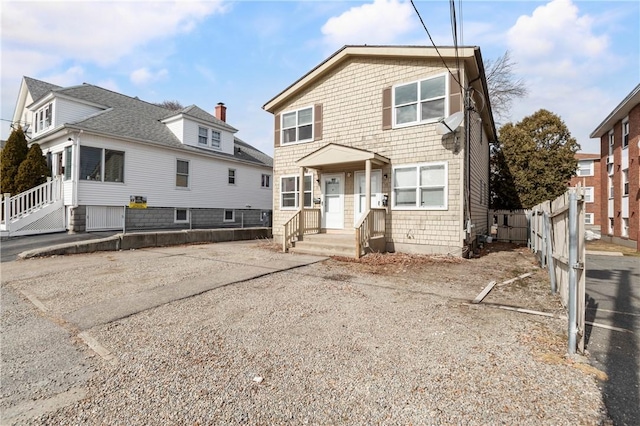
[585,250,624,257]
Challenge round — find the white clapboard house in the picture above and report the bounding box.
[2,77,272,237]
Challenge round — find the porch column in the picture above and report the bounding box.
[299,166,305,238]
[365,159,372,215]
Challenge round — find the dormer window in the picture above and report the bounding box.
[197,126,222,150]
[198,127,208,145]
[35,102,54,133]
[211,130,221,149]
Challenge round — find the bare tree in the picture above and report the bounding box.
[484,50,528,125]
[155,100,184,111]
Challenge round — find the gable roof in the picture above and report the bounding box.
[262,45,496,141]
[24,76,61,102]
[590,84,640,138]
[22,78,271,167]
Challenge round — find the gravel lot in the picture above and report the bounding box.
[1,241,610,425]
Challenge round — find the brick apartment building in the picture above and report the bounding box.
[590,83,640,251]
[570,153,602,231]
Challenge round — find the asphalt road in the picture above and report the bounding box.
[585,254,640,426]
[0,231,117,263]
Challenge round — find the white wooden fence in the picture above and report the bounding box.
[530,186,586,354]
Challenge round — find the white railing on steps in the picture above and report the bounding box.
[2,176,63,225]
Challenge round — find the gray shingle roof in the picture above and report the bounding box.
[26,79,271,167]
[24,77,61,102]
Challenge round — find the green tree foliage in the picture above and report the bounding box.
[491,109,579,209]
[15,143,50,193]
[0,126,29,194]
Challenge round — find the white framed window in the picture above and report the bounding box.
[583,186,594,203]
[64,146,72,181]
[392,162,448,210]
[280,174,312,209]
[607,163,614,176]
[176,159,189,188]
[175,209,189,223]
[228,168,236,185]
[609,217,614,234]
[622,120,629,149]
[211,130,221,149]
[223,209,235,222]
[608,130,614,156]
[198,127,208,145]
[584,213,594,225]
[281,106,313,144]
[608,176,614,199]
[622,169,629,196]
[80,147,125,183]
[622,218,629,237]
[393,74,446,127]
[34,102,54,133]
[261,174,271,188]
[577,160,594,177]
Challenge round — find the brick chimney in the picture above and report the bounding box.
[215,102,227,122]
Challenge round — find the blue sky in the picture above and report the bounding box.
[1,0,638,155]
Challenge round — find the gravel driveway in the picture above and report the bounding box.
[1,241,609,425]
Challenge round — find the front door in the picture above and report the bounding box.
[322,173,344,229]
[354,170,382,226]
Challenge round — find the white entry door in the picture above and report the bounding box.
[322,173,344,229]
[354,170,382,226]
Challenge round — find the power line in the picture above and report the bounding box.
[409,0,463,90]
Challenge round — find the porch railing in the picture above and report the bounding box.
[2,176,63,225]
[355,208,386,258]
[282,208,322,252]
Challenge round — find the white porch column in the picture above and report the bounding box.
[299,166,305,237]
[365,159,372,215]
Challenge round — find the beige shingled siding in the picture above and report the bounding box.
[273,57,472,255]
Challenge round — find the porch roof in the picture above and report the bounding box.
[296,143,389,169]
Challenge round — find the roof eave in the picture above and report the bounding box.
[590,84,640,138]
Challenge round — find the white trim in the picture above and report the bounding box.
[584,213,594,225]
[228,168,236,185]
[176,158,190,189]
[174,208,190,223]
[223,209,235,222]
[583,186,594,203]
[280,105,314,145]
[576,160,594,177]
[392,72,448,129]
[391,161,448,210]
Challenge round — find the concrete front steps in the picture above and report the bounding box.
[289,232,357,257]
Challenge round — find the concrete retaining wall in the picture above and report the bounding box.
[18,227,273,259]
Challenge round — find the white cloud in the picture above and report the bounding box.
[41,66,86,88]
[130,68,169,85]
[321,0,417,49]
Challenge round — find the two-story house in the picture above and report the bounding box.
[570,153,602,231]
[4,76,272,236]
[263,45,496,257]
[590,83,640,251]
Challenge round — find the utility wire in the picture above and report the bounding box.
[410,0,463,90]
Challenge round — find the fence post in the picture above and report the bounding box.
[3,193,11,233]
[544,211,557,293]
[541,210,547,268]
[567,190,578,355]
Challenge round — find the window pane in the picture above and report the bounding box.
[104,150,124,182]
[177,160,189,175]
[225,210,234,220]
[421,188,444,207]
[420,76,445,100]
[420,164,445,186]
[298,108,312,125]
[303,175,312,191]
[283,128,296,143]
[282,112,296,128]
[176,209,187,221]
[396,104,417,124]
[421,98,445,121]
[395,188,416,206]
[298,124,312,141]
[211,131,221,148]
[395,83,417,105]
[394,168,416,187]
[304,192,312,207]
[282,193,296,207]
[80,146,102,181]
[64,146,72,180]
[176,175,188,187]
[282,177,296,192]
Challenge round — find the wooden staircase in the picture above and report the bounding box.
[289,233,356,257]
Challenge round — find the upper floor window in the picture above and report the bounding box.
[198,127,208,145]
[80,146,125,183]
[622,120,629,149]
[282,107,313,144]
[394,74,446,127]
[228,168,236,185]
[576,160,593,177]
[211,130,221,149]
[608,176,614,199]
[392,162,447,210]
[34,102,54,133]
[176,159,189,188]
[622,169,629,196]
[608,130,614,155]
[583,186,594,203]
[261,173,271,188]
